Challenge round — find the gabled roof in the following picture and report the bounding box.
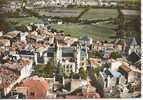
[127,36,141,46]
[47,47,55,57]
[119,64,131,73]
[62,47,74,57]
[19,50,34,55]
[130,37,137,46]
[127,52,140,63]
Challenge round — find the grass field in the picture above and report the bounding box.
[80,8,119,20]
[7,17,43,26]
[51,22,117,40]
[35,8,84,17]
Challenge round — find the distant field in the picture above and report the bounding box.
[35,8,84,17]
[35,8,119,20]
[80,8,119,20]
[7,17,43,26]
[51,22,117,40]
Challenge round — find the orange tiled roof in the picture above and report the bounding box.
[22,79,48,99]
[119,64,131,72]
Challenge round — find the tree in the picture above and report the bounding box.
[93,67,101,76]
[89,50,103,58]
[79,67,87,80]
[56,62,64,83]
[45,59,55,77]
[110,52,122,59]
[35,59,55,78]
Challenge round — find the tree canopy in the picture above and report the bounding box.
[35,59,55,78]
[79,67,87,80]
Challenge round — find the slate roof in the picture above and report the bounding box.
[47,47,55,57]
[19,50,34,55]
[127,52,140,63]
[62,47,74,57]
[110,71,123,78]
[126,36,141,47]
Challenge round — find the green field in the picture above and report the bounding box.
[35,8,84,17]
[7,17,43,26]
[80,8,119,20]
[51,22,117,40]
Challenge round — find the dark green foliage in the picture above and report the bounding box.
[89,50,103,58]
[93,67,101,76]
[110,52,122,59]
[72,73,80,79]
[55,63,64,83]
[79,67,87,80]
[35,59,55,78]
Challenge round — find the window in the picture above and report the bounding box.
[82,63,84,66]
[81,57,84,60]
[67,65,69,69]
[70,65,72,69]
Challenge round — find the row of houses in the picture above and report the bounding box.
[0,21,141,98]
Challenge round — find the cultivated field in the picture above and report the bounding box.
[80,8,119,20]
[34,8,84,17]
[51,22,117,40]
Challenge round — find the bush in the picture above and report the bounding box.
[110,52,122,59]
[89,50,103,58]
[35,59,55,78]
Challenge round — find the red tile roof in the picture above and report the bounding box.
[0,68,19,89]
[22,78,48,99]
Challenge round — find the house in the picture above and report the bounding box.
[65,79,100,99]
[89,58,102,68]
[118,64,141,83]
[34,43,48,64]
[11,76,49,99]
[110,61,122,71]
[98,68,126,89]
[103,47,114,59]
[70,79,88,92]
[0,39,10,47]
[127,52,140,64]
[0,67,19,96]
[80,36,93,47]
[126,36,141,56]
[18,50,34,59]
[19,31,29,43]
[1,31,20,46]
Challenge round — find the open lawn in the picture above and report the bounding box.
[51,22,117,40]
[80,8,119,20]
